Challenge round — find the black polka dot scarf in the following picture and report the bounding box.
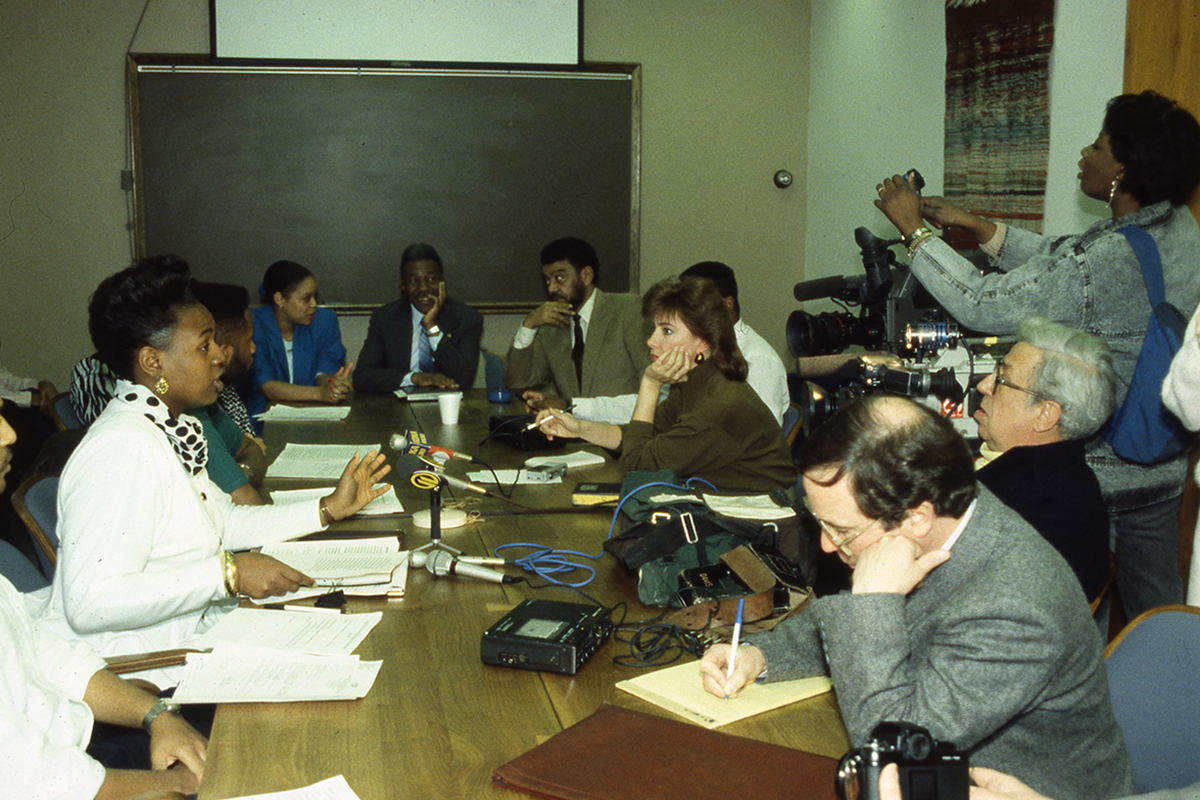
[116,380,209,476]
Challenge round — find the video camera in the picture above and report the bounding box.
[787,197,1008,439]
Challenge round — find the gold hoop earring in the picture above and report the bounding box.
[155,377,169,395]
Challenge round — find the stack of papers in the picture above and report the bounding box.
[271,486,404,516]
[173,642,382,703]
[268,443,384,479]
[261,537,409,597]
[175,607,386,703]
[257,406,353,422]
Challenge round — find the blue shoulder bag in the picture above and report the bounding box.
[1100,225,1192,464]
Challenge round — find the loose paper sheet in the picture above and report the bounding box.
[257,406,353,422]
[224,775,362,800]
[271,486,404,515]
[268,443,384,479]
[194,607,382,656]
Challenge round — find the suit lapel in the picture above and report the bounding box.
[579,290,611,397]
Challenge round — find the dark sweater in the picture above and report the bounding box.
[619,359,796,493]
[977,439,1110,600]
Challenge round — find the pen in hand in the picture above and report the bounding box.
[725,597,745,699]
[524,404,576,431]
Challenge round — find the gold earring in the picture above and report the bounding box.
[155,377,169,395]
[1109,175,1122,204]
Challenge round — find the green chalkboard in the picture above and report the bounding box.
[129,55,640,310]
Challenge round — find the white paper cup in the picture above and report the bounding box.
[438,392,463,424]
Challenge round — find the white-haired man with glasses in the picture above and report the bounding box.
[974,317,1117,603]
[699,395,1132,800]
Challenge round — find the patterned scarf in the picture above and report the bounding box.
[116,380,209,475]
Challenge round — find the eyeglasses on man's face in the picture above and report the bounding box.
[988,363,1056,405]
[802,496,881,557]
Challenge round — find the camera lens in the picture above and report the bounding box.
[836,753,863,800]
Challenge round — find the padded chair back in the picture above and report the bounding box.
[47,392,84,431]
[11,473,59,579]
[1104,604,1200,792]
[0,539,49,592]
[481,349,507,390]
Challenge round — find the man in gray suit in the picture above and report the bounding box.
[699,395,1133,800]
[505,237,651,424]
[353,243,482,392]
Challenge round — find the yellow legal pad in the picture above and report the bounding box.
[616,661,832,729]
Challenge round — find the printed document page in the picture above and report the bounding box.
[194,607,382,656]
[172,642,382,703]
[268,443,383,479]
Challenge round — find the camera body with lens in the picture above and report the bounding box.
[837,722,970,800]
[788,224,1006,440]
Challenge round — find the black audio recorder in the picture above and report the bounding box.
[480,599,612,674]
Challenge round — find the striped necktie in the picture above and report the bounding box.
[418,326,435,373]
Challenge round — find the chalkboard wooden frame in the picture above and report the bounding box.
[127,54,640,313]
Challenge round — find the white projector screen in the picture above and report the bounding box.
[211,0,581,65]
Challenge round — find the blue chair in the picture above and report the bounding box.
[1104,604,1200,792]
[12,474,59,580]
[481,349,507,390]
[0,539,49,592]
[47,392,84,431]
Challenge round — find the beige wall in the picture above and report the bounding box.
[0,0,810,384]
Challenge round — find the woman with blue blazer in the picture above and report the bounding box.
[245,260,351,419]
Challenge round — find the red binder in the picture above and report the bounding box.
[493,702,840,800]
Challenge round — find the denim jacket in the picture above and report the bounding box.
[909,201,1200,506]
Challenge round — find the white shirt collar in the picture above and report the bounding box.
[939,497,977,552]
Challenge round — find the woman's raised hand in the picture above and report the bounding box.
[322,449,392,521]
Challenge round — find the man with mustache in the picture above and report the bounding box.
[506,237,651,423]
[353,243,483,392]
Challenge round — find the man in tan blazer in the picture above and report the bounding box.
[505,237,651,424]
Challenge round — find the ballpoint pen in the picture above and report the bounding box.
[524,404,576,430]
[725,597,745,699]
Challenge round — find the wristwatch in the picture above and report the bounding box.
[142,698,181,732]
[426,324,441,337]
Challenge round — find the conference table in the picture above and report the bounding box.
[197,391,849,800]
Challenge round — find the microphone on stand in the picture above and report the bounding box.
[424,549,517,584]
[390,430,476,463]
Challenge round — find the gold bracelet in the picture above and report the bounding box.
[221,549,238,597]
[903,225,932,246]
[907,231,935,259]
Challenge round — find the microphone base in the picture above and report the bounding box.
[412,508,469,530]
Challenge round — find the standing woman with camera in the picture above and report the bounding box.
[536,276,796,493]
[244,259,353,420]
[874,91,1200,620]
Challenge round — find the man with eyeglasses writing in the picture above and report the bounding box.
[974,317,1117,603]
[698,394,1133,800]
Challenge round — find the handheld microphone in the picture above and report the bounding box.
[410,551,509,568]
[390,430,475,463]
[425,549,515,584]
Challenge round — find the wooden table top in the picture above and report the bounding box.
[197,391,848,800]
